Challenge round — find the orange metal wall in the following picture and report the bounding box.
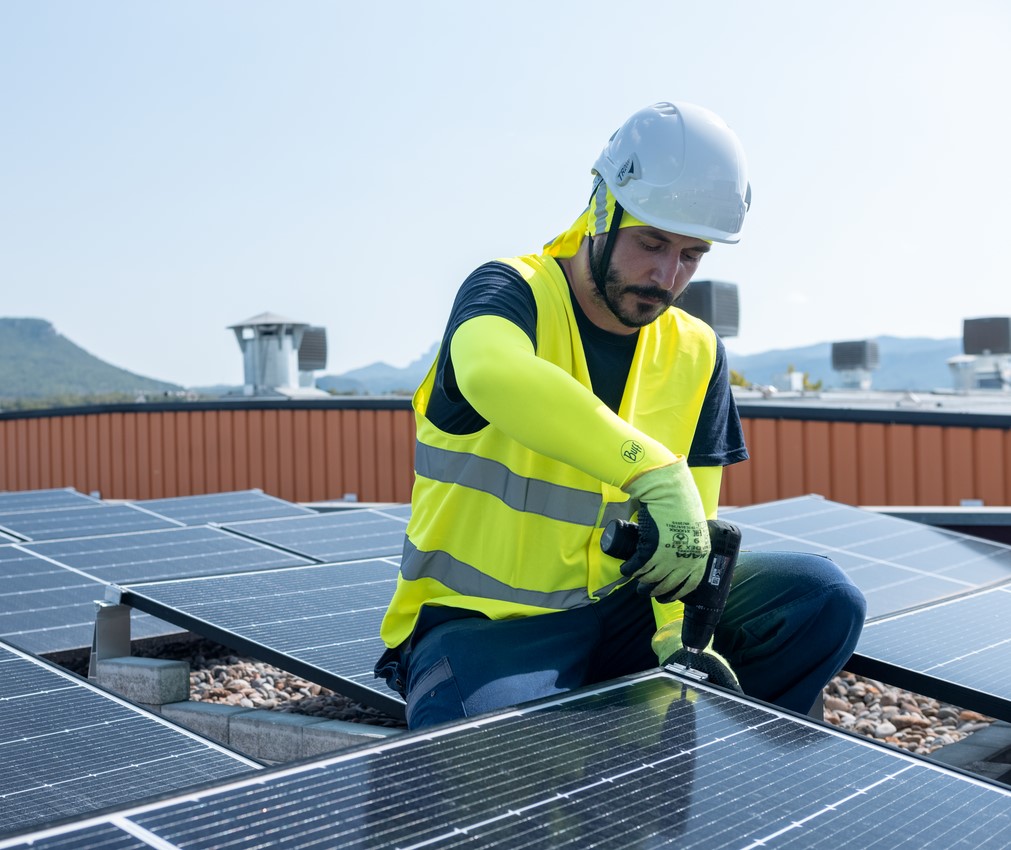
[0,406,416,504]
[2,405,1010,507]
[720,417,1011,508]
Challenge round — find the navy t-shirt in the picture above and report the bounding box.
[425,260,749,468]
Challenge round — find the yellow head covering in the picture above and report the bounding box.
[543,180,647,260]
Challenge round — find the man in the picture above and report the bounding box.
[375,101,866,730]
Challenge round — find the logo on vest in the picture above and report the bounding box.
[621,440,645,463]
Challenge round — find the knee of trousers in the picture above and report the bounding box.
[721,552,867,658]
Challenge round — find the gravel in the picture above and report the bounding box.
[124,636,995,754]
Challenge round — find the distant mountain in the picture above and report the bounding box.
[0,315,966,405]
[726,336,963,391]
[317,343,438,395]
[0,317,182,403]
[318,336,964,395]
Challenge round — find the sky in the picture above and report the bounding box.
[2,1,1010,389]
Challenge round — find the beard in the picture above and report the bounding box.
[589,250,677,328]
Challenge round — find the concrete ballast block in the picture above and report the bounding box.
[301,719,403,759]
[161,701,254,745]
[229,711,327,763]
[96,657,190,706]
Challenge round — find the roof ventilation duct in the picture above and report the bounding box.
[952,317,1011,391]
[831,339,880,390]
[674,280,740,338]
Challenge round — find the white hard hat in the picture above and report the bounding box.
[592,101,751,244]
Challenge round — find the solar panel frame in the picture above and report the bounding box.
[114,557,405,718]
[0,639,261,838]
[2,670,1010,849]
[849,580,1011,723]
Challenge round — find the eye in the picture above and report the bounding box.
[639,238,664,253]
[683,250,704,263]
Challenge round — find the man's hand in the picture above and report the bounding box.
[651,621,741,692]
[620,461,710,603]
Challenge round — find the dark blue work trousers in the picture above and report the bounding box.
[395,552,866,730]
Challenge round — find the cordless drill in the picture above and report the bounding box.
[600,517,742,674]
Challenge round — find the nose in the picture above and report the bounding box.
[651,255,683,291]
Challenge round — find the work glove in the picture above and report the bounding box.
[620,461,710,603]
[652,621,741,692]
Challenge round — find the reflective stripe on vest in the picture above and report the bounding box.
[415,442,605,527]
[401,538,627,608]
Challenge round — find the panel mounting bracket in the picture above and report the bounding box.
[88,600,132,679]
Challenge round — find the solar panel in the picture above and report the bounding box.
[0,504,181,543]
[724,495,1011,618]
[115,558,403,717]
[0,488,99,514]
[23,525,315,585]
[0,639,260,837]
[0,544,177,654]
[222,505,410,562]
[3,671,1010,849]
[850,581,1011,723]
[132,489,316,526]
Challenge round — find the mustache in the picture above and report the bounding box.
[623,285,675,306]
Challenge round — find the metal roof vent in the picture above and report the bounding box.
[675,280,740,337]
[298,327,328,372]
[963,317,1011,355]
[831,339,880,390]
[952,317,1011,390]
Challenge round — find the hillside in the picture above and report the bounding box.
[726,336,962,392]
[317,343,439,395]
[0,318,181,403]
[0,315,964,403]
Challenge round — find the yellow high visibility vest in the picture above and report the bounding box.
[380,254,718,648]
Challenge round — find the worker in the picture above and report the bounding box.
[375,101,866,729]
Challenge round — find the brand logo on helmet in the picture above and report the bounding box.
[615,154,640,187]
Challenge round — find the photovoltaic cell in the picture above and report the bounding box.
[724,496,1011,618]
[0,544,104,653]
[0,489,99,514]
[23,525,314,584]
[0,640,260,838]
[0,504,181,543]
[850,582,1011,722]
[0,544,176,655]
[117,558,403,716]
[222,505,410,562]
[131,489,316,526]
[3,672,1010,849]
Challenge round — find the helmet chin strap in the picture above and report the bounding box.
[587,200,625,299]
